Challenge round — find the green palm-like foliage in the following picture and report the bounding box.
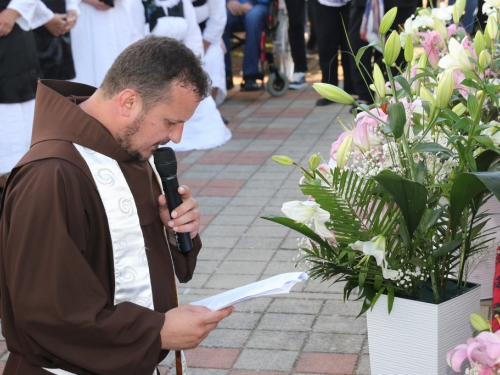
[263,168,402,315]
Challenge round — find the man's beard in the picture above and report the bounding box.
[116,111,148,161]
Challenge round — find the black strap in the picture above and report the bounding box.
[199,20,207,33]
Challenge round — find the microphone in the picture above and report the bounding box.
[153,147,194,253]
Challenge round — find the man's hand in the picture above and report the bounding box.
[63,10,78,33]
[161,305,234,350]
[158,185,201,239]
[203,39,211,53]
[0,8,20,37]
[227,0,243,16]
[44,13,67,36]
[240,2,253,14]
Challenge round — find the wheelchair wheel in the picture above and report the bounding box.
[267,72,289,97]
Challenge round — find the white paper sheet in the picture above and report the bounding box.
[190,272,309,311]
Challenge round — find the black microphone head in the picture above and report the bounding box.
[153,147,177,177]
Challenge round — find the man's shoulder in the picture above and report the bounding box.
[10,140,96,190]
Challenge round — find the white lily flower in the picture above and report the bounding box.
[483,0,500,16]
[438,38,473,71]
[350,235,385,266]
[281,201,334,238]
[432,6,453,21]
[382,268,400,280]
[349,235,399,280]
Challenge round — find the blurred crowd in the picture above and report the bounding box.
[0,0,489,196]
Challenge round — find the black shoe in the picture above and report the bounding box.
[315,98,334,107]
[241,79,261,91]
[222,116,229,125]
[226,76,234,90]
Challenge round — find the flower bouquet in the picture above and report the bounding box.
[448,313,500,375]
[265,1,500,317]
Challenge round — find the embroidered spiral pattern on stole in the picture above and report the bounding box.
[74,144,154,310]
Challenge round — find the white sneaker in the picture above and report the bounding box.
[289,72,307,90]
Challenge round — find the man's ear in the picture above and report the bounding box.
[117,89,141,117]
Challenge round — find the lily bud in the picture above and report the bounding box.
[384,31,401,66]
[418,50,428,75]
[337,135,353,170]
[404,36,414,63]
[313,83,355,105]
[452,103,467,116]
[436,70,454,110]
[474,30,485,57]
[373,63,386,98]
[420,86,436,109]
[486,15,498,41]
[308,153,320,171]
[433,17,448,42]
[479,50,492,69]
[453,0,466,25]
[485,28,493,50]
[380,7,397,35]
[470,313,491,332]
[476,90,484,100]
[272,155,294,166]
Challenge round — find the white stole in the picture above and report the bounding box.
[44,144,188,375]
[74,144,155,309]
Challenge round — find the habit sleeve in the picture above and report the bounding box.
[1,159,165,375]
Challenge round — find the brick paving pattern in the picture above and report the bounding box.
[0,81,373,374]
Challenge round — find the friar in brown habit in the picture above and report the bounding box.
[0,36,233,375]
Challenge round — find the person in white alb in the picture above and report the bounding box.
[145,0,232,151]
[0,0,78,194]
[191,0,227,105]
[70,0,145,87]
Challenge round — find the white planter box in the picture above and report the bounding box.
[366,284,481,375]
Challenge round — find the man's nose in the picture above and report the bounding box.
[169,124,184,144]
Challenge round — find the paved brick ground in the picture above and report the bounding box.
[0,75,373,374]
[154,79,372,374]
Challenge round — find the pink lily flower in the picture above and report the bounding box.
[453,70,474,97]
[330,132,353,161]
[463,37,477,60]
[416,30,445,68]
[447,23,457,38]
[447,24,467,40]
[447,343,469,371]
[447,331,500,372]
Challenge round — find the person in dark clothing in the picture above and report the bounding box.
[348,0,417,106]
[310,0,352,107]
[284,0,308,89]
[33,0,79,80]
[223,0,270,91]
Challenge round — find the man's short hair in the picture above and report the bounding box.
[100,36,210,113]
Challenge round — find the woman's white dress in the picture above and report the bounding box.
[192,0,227,105]
[150,0,231,151]
[70,0,145,87]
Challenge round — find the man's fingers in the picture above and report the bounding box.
[170,198,198,220]
[178,185,191,198]
[168,208,200,231]
[158,194,168,208]
[205,306,234,325]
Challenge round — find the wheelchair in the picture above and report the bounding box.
[229,0,293,97]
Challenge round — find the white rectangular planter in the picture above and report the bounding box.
[366,284,481,375]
